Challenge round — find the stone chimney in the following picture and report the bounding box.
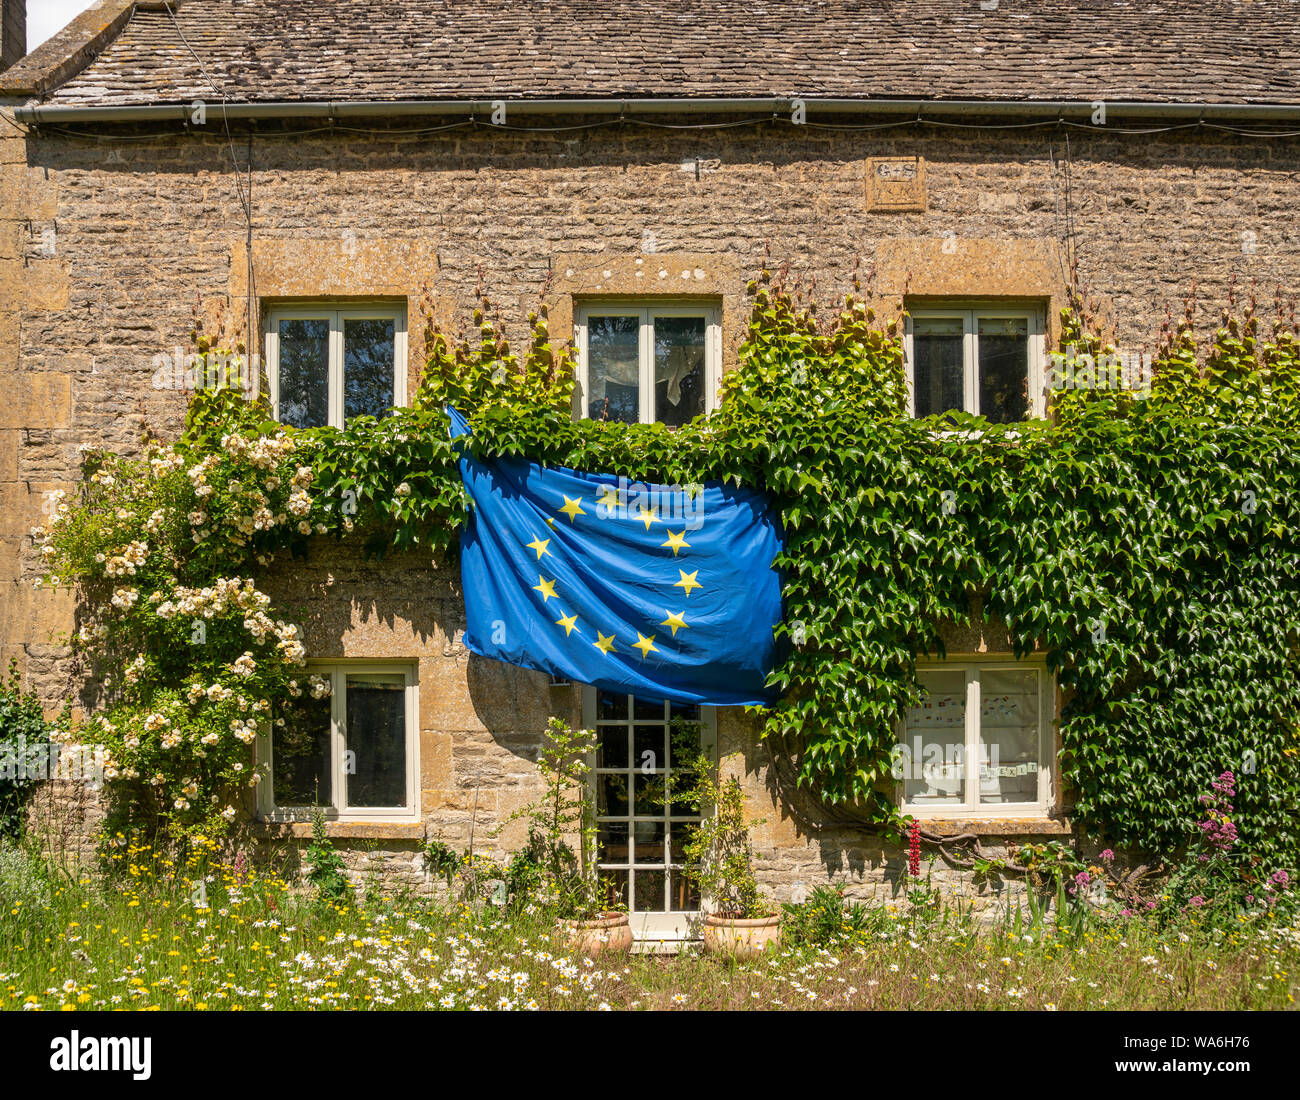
[1,0,24,72]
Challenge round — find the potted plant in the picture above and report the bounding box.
[672,738,779,956]
[500,717,632,956]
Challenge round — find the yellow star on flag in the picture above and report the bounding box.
[526,536,551,559]
[595,485,620,513]
[661,529,690,556]
[532,575,558,602]
[673,569,702,597]
[660,610,689,637]
[633,632,658,659]
[555,611,580,637]
[636,505,659,531]
[593,631,616,655]
[558,495,586,522]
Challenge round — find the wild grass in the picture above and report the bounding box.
[1,840,1295,1011]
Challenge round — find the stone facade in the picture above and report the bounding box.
[0,0,23,74]
[2,111,1297,917]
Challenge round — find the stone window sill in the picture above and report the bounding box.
[250,821,425,841]
[917,817,1072,838]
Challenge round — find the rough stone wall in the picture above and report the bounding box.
[0,0,23,74]
[3,116,1297,905]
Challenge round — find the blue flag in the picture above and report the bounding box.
[449,408,783,707]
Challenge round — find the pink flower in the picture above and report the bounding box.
[1188,895,1205,907]
[1099,849,1115,862]
[1269,869,1290,890]
[907,819,922,878]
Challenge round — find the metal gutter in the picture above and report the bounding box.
[14,96,1300,126]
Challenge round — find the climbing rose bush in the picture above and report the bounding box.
[32,405,330,846]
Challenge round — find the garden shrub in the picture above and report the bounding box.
[0,662,57,840]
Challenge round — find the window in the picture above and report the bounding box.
[897,658,1054,817]
[576,304,722,426]
[264,304,407,429]
[583,687,716,941]
[904,305,1046,422]
[260,663,419,822]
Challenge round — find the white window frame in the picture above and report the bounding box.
[258,661,420,824]
[575,302,722,424]
[897,657,1055,819]
[264,303,408,429]
[904,304,1046,420]
[581,685,718,943]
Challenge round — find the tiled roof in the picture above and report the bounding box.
[24,0,1300,107]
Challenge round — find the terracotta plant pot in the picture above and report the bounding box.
[561,912,634,957]
[700,913,781,957]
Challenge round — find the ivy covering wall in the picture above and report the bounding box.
[34,272,1300,865]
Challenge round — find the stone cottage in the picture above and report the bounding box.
[2,0,1298,940]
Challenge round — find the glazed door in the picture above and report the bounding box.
[583,688,716,943]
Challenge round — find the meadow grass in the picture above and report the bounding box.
[1,841,1295,1011]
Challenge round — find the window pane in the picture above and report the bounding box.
[597,821,629,864]
[587,315,640,423]
[634,724,666,772]
[277,318,330,429]
[273,693,331,807]
[979,669,1040,805]
[596,690,628,720]
[344,674,407,808]
[978,317,1030,424]
[634,868,667,912]
[599,773,629,817]
[902,670,967,806]
[632,819,667,865]
[670,868,700,912]
[653,316,707,427]
[912,317,964,417]
[343,317,397,424]
[596,723,629,770]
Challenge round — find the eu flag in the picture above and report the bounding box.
[449,409,783,707]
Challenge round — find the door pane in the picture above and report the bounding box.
[634,868,667,912]
[344,675,407,808]
[978,317,1030,424]
[902,670,967,806]
[586,315,640,423]
[979,669,1040,805]
[596,689,628,720]
[653,316,707,427]
[343,317,397,424]
[912,317,964,417]
[596,724,629,770]
[273,693,331,807]
[277,318,330,429]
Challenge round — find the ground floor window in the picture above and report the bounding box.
[897,658,1054,817]
[583,687,716,938]
[260,662,419,822]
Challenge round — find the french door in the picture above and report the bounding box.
[582,687,717,942]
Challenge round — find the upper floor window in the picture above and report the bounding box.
[575,303,721,426]
[264,304,407,429]
[896,657,1054,818]
[904,305,1046,422]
